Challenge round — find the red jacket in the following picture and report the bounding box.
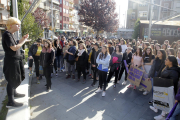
[60,40,64,49]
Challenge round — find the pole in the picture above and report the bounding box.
[12,0,19,40]
[51,0,54,33]
[158,0,162,21]
[148,0,153,40]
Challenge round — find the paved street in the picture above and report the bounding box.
[30,72,164,120]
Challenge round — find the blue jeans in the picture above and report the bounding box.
[170,103,180,120]
[56,55,63,69]
[151,71,158,95]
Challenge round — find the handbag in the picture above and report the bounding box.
[75,56,79,61]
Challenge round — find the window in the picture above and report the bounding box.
[63,16,66,21]
[66,1,69,6]
[67,17,69,21]
[176,2,180,8]
[139,11,147,17]
[66,9,68,14]
[60,16,62,21]
[63,24,66,29]
[0,13,2,20]
[60,7,62,12]
[63,8,65,13]
[163,3,169,11]
[60,0,62,4]
[131,12,135,19]
[60,23,62,29]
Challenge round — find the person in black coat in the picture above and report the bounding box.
[90,43,101,86]
[118,47,132,85]
[2,17,30,108]
[76,43,88,83]
[150,55,180,120]
[148,49,166,104]
[28,38,43,83]
[161,56,180,94]
[40,40,55,92]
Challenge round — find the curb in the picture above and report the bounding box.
[6,64,30,120]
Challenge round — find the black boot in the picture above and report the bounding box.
[14,90,25,98]
[6,96,23,108]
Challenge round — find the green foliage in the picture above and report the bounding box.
[132,18,140,39]
[25,48,29,62]
[10,0,13,16]
[18,0,43,48]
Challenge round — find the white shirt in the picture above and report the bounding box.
[121,45,127,53]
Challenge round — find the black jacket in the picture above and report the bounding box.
[76,51,88,67]
[28,43,43,57]
[126,52,132,65]
[161,66,180,94]
[148,58,165,78]
[90,48,101,66]
[40,49,55,67]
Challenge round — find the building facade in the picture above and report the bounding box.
[0,0,10,41]
[126,0,180,29]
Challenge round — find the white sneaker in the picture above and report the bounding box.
[95,89,103,93]
[154,115,165,120]
[143,91,148,95]
[139,88,145,92]
[150,106,158,113]
[102,91,106,97]
[122,81,127,85]
[117,81,120,84]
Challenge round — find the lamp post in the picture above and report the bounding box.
[12,0,19,40]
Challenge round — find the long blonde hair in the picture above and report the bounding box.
[79,43,87,52]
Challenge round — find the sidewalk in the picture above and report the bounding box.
[30,72,162,120]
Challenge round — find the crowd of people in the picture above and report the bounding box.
[28,36,180,119]
[2,17,180,120]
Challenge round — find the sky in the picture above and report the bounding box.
[115,0,128,28]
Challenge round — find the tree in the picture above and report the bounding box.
[18,0,43,48]
[78,0,119,35]
[132,18,140,39]
[33,8,50,29]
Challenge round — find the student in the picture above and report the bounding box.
[59,36,65,71]
[132,39,136,46]
[63,42,69,74]
[148,49,167,104]
[95,45,111,97]
[177,51,180,66]
[120,39,127,53]
[162,44,167,51]
[167,48,176,56]
[150,56,180,120]
[40,40,55,92]
[128,46,144,90]
[65,40,78,79]
[76,43,88,84]
[139,46,155,95]
[28,38,43,83]
[108,41,114,55]
[118,47,132,85]
[90,43,101,87]
[107,45,123,88]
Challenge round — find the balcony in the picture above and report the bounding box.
[69,7,74,11]
[0,19,7,25]
[0,4,4,10]
[69,0,74,4]
[7,6,10,11]
[44,6,49,11]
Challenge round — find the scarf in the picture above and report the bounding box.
[78,49,85,56]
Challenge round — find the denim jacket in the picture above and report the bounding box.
[96,53,111,70]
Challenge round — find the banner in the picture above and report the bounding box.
[127,67,143,87]
[140,73,152,92]
[123,60,129,73]
[153,77,175,113]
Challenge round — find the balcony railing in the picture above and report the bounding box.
[0,4,4,10]
[0,19,7,25]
